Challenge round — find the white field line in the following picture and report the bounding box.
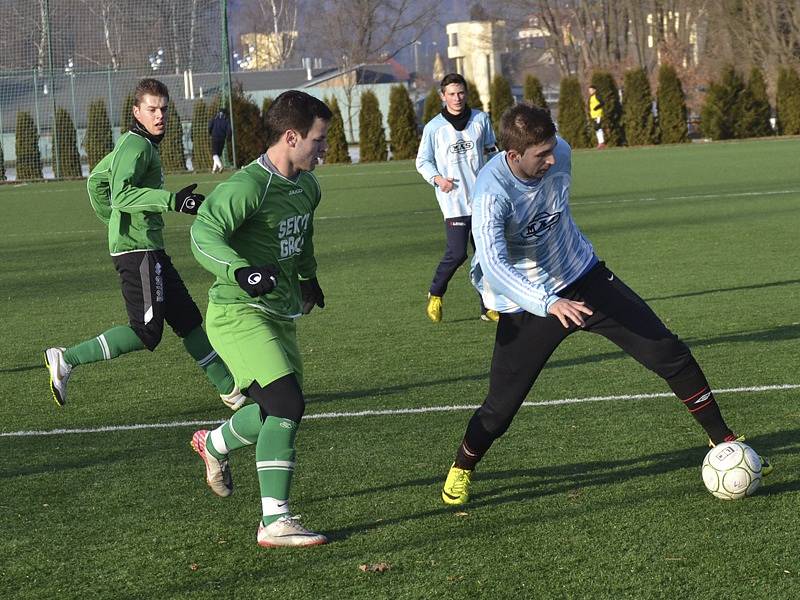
[7,188,799,239]
[2,383,797,439]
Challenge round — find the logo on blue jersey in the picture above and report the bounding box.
[523,211,561,238]
[449,140,474,154]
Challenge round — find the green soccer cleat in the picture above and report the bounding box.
[427,294,443,323]
[442,462,473,505]
[709,435,773,477]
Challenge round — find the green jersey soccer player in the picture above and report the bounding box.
[190,90,332,548]
[45,78,244,410]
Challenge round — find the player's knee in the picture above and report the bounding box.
[169,306,203,338]
[248,374,305,423]
[131,322,164,351]
[642,337,693,379]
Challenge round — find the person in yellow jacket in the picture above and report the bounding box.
[588,85,606,148]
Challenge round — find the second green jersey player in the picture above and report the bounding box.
[189,90,332,548]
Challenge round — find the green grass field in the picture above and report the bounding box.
[2,138,800,599]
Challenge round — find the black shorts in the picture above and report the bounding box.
[113,249,202,350]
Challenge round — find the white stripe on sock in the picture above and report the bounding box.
[210,427,229,455]
[261,496,290,517]
[227,421,252,446]
[197,350,218,367]
[256,460,295,470]
[96,334,111,360]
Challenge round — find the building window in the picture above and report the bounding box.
[450,32,458,47]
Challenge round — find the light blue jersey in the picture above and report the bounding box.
[415,110,496,219]
[470,136,597,316]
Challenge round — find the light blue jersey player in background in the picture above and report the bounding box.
[416,73,498,323]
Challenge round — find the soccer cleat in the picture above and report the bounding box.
[191,430,234,497]
[257,515,328,548]
[442,462,473,505]
[709,435,773,477]
[44,347,72,406]
[426,294,443,323]
[480,310,500,322]
[220,387,247,411]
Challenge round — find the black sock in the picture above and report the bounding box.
[666,358,733,444]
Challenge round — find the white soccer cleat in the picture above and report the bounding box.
[256,515,328,548]
[220,387,247,411]
[190,430,233,497]
[44,347,72,407]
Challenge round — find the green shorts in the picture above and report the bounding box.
[206,302,302,390]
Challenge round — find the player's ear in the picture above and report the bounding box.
[285,129,297,147]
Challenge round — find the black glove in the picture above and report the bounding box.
[300,277,325,314]
[235,265,279,298]
[175,184,205,215]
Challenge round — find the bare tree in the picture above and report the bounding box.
[79,0,123,70]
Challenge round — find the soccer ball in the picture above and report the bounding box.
[701,441,762,500]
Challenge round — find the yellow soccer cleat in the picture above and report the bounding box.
[442,462,473,505]
[709,435,773,477]
[480,310,500,322]
[426,294,443,323]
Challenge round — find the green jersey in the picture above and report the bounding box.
[191,157,321,319]
[87,131,177,255]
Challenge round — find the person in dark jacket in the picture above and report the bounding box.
[208,107,231,172]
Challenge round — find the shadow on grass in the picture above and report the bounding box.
[307,323,800,404]
[313,428,800,542]
[646,278,800,302]
[0,364,40,374]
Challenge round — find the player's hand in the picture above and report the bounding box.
[548,298,593,329]
[434,176,456,193]
[235,265,279,297]
[299,277,325,314]
[175,184,205,215]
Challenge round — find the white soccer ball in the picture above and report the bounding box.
[701,441,762,500]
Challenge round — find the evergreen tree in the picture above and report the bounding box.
[85,100,113,171]
[325,96,351,164]
[261,96,274,132]
[700,65,744,140]
[229,83,267,167]
[466,79,483,111]
[557,76,591,149]
[119,92,135,129]
[591,71,624,146]
[656,64,689,144]
[358,90,387,162]
[55,107,81,178]
[776,67,800,136]
[0,137,5,181]
[422,87,441,124]
[489,74,514,132]
[622,68,658,145]
[388,85,419,160]
[523,74,548,110]
[736,67,773,139]
[160,100,186,172]
[191,99,212,172]
[15,112,42,180]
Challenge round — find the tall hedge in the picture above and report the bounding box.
[557,76,591,149]
[590,71,624,147]
[191,99,212,172]
[489,75,514,133]
[0,137,5,181]
[776,67,800,136]
[422,87,441,124]
[358,90,387,162]
[120,92,135,129]
[523,74,548,110]
[160,100,186,172]
[466,79,483,111]
[700,65,744,140]
[325,96,351,164]
[622,68,658,145]
[261,96,274,132]
[388,85,419,160]
[55,107,81,178]
[736,67,773,139]
[15,112,42,180]
[85,100,113,171]
[656,64,689,144]
[229,83,267,167]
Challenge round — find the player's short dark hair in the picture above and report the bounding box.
[440,73,467,91]
[498,103,557,153]
[134,78,170,105]
[264,90,332,147]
